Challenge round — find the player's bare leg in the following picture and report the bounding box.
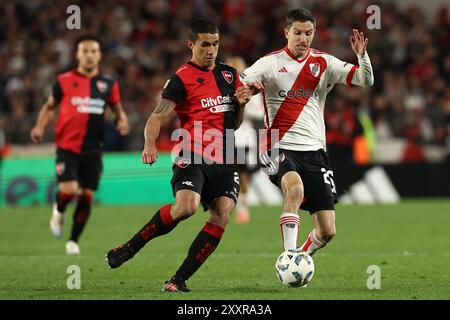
[170,190,201,222]
[106,190,199,269]
[279,171,303,252]
[207,196,234,228]
[51,181,78,238]
[300,210,336,256]
[163,196,235,292]
[236,171,250,224]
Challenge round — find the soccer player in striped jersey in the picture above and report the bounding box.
[106,19,254,292]
[30,35,129,255]
[241,8,374,257]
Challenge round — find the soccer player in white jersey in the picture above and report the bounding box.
[241,8,374,256]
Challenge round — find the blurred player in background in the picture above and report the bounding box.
[242,9,374,256]
[30,35,130,255]
[225,56,264,224]
[106,19,253,292]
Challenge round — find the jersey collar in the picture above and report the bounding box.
[188,61,212,72]
[284,46,310,64]
[74,68,100,79]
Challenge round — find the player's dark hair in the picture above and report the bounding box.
[286,8,316,29]
[74,34,102,52]
[188,18,219,42]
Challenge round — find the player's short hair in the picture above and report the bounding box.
[286,8,316,29]
[188,18,219,42]
[74,34,102,52]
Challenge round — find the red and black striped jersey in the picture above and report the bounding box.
[162,61,242,163]
[52,69,121,154]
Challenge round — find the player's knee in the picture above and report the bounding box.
[82,189,92,195]
[172,198,199,218]
[59,185,78,196]
[285,184,304,205]
[58,182,78,195]
[317,226,336,243]
[80,189,93,198]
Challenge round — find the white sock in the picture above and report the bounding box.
[280,212,300,251]
[300,229,326,256]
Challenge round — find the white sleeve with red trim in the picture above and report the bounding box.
[327,52,373,87]
[351,51,374,87]
[326,54,357,87]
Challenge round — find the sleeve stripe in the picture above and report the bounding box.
[346,65,359,87]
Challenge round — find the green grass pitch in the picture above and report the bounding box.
[1,200,449,300]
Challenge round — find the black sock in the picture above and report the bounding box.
[56,191,75,213]
[127,204,178,253]
[174,222,224,281]
[69,194,92,243]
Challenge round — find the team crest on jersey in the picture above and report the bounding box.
[222,71,233,84]
[309,63,320,77]
[56,162,65,176]
[96,80,108,93]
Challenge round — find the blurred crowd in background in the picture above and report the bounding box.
[0,0,449,163]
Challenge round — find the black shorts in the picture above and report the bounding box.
[269,149,338,214]
[56,148,103,190]
[171,159,240,212]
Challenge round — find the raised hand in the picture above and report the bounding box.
[350,29,368,56]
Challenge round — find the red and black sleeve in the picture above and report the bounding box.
[107,80,121,106]
[52,80,63,103]
[161,74,186,105]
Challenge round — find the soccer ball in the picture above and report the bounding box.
[275,251,315,287]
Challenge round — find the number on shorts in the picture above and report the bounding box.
[234,172,240,185]
[321,168,336,193]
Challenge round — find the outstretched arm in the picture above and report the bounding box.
[350,29,374,87]
[142,98,176,165]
